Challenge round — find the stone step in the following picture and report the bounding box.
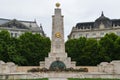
[49,78,68,80]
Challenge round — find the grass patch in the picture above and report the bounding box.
[68,78,120,80]
[19,78,48,80]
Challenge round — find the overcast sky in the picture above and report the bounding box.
[0,0,120,40]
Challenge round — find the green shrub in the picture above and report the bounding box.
[27,67,88,72]
[78,68,88,72]
[19,78,48,80]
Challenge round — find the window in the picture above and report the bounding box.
[86,33,89,38]
[81,27,83,29]
[87,27,90,29]
[15,33,17,37]
[92,33,96,36]
[72,35,75,38]
[79,34,82,37]
[92,33,96,38]
[100,32,104,37]
[100,32,104,35]
[11,33,14,37]
[117,32,120,36]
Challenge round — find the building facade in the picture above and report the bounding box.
[68,12,120,40]
[0,18,45,37]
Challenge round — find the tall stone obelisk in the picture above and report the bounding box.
[49,3,67,58]
[40,3,76,69]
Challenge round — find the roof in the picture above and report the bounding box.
[0,18,10,24]
[76,13,120,29]
[76,22,94,29]
[0,18,38,27]
[0,18,43,33]
[111,19,120,26]
[95,12,110,22]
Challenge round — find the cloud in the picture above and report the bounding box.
[0,0,120,40]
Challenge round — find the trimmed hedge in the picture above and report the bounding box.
[27,67,88,72]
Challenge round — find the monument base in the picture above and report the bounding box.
[40,52,76,69]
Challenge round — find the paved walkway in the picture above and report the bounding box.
[49,78,68,80]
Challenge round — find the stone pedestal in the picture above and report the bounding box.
[45,56,72,69]
[0,60,5,73]
[0,61,17,74]
[98,60,120,74]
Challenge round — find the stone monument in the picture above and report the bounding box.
[40,3,76,70]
